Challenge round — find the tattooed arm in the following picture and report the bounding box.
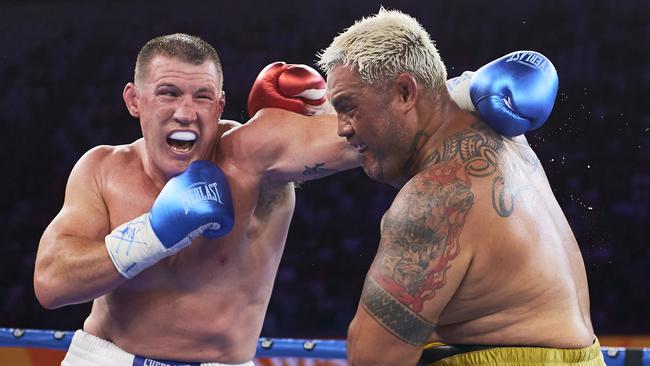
[347,161,475,366]
[220,108,359,183]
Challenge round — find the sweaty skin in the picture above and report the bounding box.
[34,56,357,363]
[327,65,594,366]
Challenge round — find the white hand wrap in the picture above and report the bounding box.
[447,71,476,113]
[104,213,208,279]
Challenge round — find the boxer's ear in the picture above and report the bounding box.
[123,83,139,118]
[217,90,226,114]
[393,73,418,114]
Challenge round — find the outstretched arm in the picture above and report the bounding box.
[227,49,559,184]
[221,62,359,183]
[221,108,358,183]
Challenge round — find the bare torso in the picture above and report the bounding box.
[427,126,594,347]
[84,134,295,362]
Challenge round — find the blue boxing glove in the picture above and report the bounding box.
[447,51,558,136]
[106,160,234,278]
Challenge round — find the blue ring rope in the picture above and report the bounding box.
[0,328,347,358]
[1,327,648,365]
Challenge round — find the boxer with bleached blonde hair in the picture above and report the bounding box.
[319,8,604,366]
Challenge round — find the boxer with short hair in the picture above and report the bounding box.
[34,33,356,366]
[34,32,559,365]
[318,9,605,366]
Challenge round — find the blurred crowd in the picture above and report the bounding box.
[0,0,647,337]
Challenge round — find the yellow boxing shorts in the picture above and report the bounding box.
[419,338,606,366]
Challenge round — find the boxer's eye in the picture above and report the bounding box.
[338,103,356,115]
[156,85,180,98]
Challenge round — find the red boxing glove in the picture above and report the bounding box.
[247,62,327,117]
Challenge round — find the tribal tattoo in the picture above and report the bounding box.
[361,274,436,345]
[421,123,538,217]
[360,122,539,344]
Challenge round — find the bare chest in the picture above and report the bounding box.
[101,163,294,288]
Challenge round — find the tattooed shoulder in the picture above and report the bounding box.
[419,122,540,217]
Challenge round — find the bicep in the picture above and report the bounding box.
[358,171,475,346]
[228,108,358,182]
[39,151,110,255]
[35,150,128,307]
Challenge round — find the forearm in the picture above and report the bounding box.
[246,61,361,180]
[241,109,360,182]
[300,118,360,180]
[34,233,127,309]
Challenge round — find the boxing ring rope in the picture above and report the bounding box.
[1,328,649,365]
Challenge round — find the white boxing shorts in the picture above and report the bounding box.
[61,330,255,366]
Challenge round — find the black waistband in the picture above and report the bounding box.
[418,344,497,365]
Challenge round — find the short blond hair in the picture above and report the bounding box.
[135,33,222,88]
[317,8,447,91]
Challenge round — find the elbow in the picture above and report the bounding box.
[36,296,60,310]
[347,319,418,366]
[33,269,66,309]
[348,341,386,366]
[347,329,381,366]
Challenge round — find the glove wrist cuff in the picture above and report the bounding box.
[105,213,167,279]
[447,71,477,113]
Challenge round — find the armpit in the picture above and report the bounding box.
[255,181,295,218]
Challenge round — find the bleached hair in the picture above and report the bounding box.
[317,8,447,91]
